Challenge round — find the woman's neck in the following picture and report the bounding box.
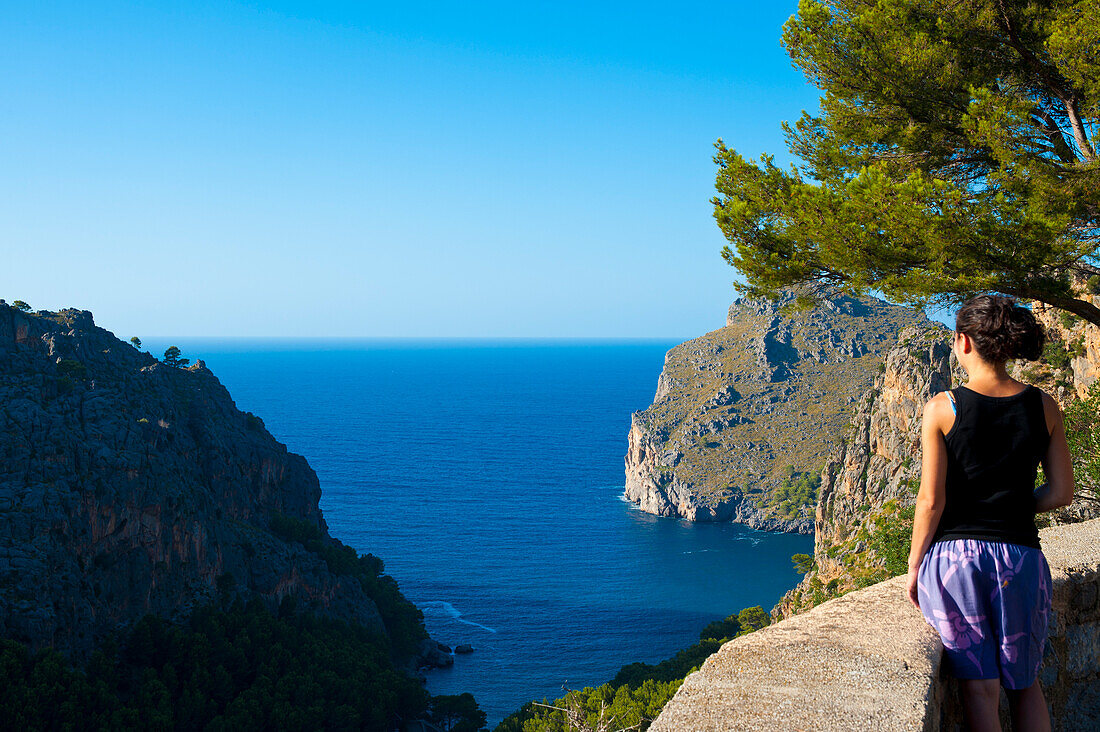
[963,359,1024,395]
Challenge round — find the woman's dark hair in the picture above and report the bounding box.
[955,294,1046,362]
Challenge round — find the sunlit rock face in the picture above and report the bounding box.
[1023,291,1100,403]
[0,305,382,661]
[624,291,930,533]
[776,306,1100,620]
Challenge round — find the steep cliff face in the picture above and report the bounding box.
[624,292,930,532]
[1016,292,1100,403]
[774,326,958,617]
[0,305,385,660]
[776,308,1100,619]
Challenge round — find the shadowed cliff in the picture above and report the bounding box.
[0,304,416,662]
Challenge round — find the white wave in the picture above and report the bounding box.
[419,600,497,633]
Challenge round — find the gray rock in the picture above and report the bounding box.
[418,639,454,668]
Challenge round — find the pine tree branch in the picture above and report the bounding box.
[1064,98,1097,162]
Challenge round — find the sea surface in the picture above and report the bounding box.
[146,338,813,726]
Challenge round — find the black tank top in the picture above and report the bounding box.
[932,384,1050,549]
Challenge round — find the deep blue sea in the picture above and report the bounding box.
[145,338,813,726]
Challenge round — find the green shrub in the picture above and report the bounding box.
[697,614,742,642]
[1057,311,1080,330]
[56,358,87,381]
[1043,339,1072,371]
[736,606,770,635]
[1064,383,1100,501]
[791,553,815,574]
[763,468,821,519]
[428,693,486,732]
[868,502,916,577]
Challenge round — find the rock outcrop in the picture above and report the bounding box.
[624,291,930,532]
[0,305,389,661]
[777,310,1100,619]
[775,325,959,616]
[1015,289,1100,403]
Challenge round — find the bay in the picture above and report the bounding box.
[145,338,813,726]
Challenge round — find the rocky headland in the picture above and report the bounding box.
[774,324,959,616]
[776,285,1100,618]
[623,291,930,532]
[0,303,429,666]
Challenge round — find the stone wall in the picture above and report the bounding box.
[651,517,1100,731]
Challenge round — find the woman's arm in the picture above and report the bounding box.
[1035,391,1074,512]
[906,394,951,609]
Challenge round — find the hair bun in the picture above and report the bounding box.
[1004,301,1045,361]
[955,294,1046,362]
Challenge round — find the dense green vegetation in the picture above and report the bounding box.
[762,467,821,520]
[496,608,767,731]
[56,358,88,381]
[0,508,479,729]
[867,501,916,577]
[269,512,427,659]
[791,553,814,575]
[1065,382,1100,501]
[713,0,1100,327]
[0,598,433,731]
[429,693,488,732]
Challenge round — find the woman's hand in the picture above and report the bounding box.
[906,566,921,609]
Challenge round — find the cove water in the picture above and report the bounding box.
[146,338,813,726]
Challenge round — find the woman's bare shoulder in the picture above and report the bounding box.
[925,390,954,410]
[923,390,955,432]
[1034,387,1063,431]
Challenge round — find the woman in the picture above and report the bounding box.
[906,294,1075,732]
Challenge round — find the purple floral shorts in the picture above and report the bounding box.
[917,539,1052,689]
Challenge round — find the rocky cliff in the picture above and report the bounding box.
[776,299,1100,619]
[1013,287,1100,404]
[774,325,958,617]
[624,291,930,532]
[0,305,395,661]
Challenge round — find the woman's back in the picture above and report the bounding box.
[936,384,1051,548]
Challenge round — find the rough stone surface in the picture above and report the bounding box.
[624,291,929,533]
[1027,286,1100,400]
[0,305,388,662]
[651,576,942,731]
[652,518,1100,731]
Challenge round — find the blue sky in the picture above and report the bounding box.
[3,1,824,338]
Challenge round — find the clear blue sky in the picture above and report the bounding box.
[3,1,825,338]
